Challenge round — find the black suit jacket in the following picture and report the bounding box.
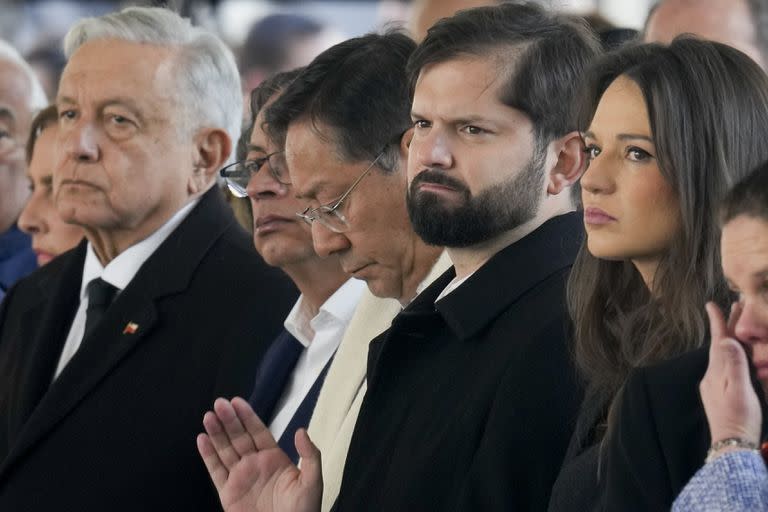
[547,385,609,512]
[601,346,768,511]
[334,213,585,511]
[0,188,297,511]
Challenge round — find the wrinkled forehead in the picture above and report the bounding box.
[58,39,179,108]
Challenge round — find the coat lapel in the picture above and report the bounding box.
[0,189,234,479]
[8,245,84,439]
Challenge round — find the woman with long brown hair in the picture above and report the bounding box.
[549,37,768,510]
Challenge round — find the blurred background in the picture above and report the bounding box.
[0,0,653,101]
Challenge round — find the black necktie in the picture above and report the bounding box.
[84,278,118,338]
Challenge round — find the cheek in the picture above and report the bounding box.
[626,174,680,240]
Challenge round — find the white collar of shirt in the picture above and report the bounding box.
[283,277,366,348]
[78,198,199,298]
[268,277,366,440]
[435,270,475,304]
[52,198,199,381]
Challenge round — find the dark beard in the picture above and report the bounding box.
[406,146,547,248]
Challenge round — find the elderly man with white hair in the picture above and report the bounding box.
[0,7,296,511]
[0,40,47,300]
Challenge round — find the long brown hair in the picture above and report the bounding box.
[569,38,768,417]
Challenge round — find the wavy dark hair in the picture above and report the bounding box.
[569,37,768,415]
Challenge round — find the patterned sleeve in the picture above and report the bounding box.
[673,450,768,512]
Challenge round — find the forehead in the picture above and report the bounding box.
[412,55,526,124]
[248,109,272,150]
[28,125,58,171]
[0,59,33,129]
[58,39,177,109]
[284,119,351,197]
[588,77,650,137]
[721,215,768,276]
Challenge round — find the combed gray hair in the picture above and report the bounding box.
[63,7,242,148]
[0,39,48,112]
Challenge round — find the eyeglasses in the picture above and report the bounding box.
[296,151,385,233]
[219,151,289,198]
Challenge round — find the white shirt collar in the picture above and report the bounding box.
[79,199,200,299]
[284,277,366,347]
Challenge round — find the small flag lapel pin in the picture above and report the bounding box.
[123,322,139,335]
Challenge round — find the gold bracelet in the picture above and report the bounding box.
[705,437,759,464]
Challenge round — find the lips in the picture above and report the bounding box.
[59,179,100,190]
[416,182,458,194]
[583,206,617,225]
[344,262,373,276]
[33,249,55,266]
[254,214,294,234]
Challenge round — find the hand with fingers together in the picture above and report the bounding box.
[196,397,323,512]
[700,302,762,452]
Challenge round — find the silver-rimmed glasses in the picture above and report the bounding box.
[296,150,385,233]
[219,151,289,198]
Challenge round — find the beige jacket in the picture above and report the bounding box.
[306,251,453,511]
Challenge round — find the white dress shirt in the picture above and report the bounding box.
[435,270,474,303]
[268,277,366,440]
[53,200,199,380]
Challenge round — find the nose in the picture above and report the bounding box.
[580,153,615,196]
[246,165,288,200]
[18,192,47,236]
[62,121,99,162]
[411,127,453,171]
[311,221,351,259]
[735,300,768,345]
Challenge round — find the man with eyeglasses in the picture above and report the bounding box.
[218,68,367,465]
[204,30,449,512]
[198,4,596,512]
[0,41,47,300]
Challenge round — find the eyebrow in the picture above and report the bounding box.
[56,96,146,121]
[411,110,492,125]
[245,144,267,154]
[583,130,654,143]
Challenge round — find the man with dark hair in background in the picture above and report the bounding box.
[198,3,599,511]
[204,29,449,512]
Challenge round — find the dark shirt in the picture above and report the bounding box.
[0,225,36,298]
[334,213,585,512]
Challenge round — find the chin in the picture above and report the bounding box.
[585,240,627,262]
[365,278,396,301]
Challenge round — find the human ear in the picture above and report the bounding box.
[546,131,587,196]
[400,127,414,158]
[188,128,232,194]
